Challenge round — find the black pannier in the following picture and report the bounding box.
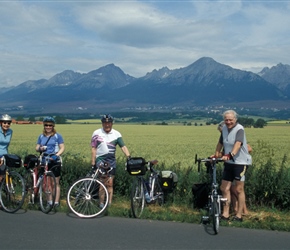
[24,154,39,169]
[160,171,178,193]
[192,183,208,209]
[3,154,22,168]
[126,157,147,175]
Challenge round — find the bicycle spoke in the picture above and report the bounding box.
[0,171,25,213]
[67,178,109,218]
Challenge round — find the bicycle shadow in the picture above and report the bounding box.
[202,223,218,236]
[65,210,109,219]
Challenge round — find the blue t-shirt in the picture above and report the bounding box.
[36,133,64,154]
[0,128,12,157]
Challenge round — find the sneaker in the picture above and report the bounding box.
[232,216,243,222]
[220,215,230,221]
[99,203,104,209]
[54,203,60,209]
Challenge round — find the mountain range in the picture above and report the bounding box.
[1,57,290,114]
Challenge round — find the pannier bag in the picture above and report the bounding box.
[192,183,208,209]
[126,157,147,175]
[24,154,39,169]
[3,154,22,168]
[160,171,178,192]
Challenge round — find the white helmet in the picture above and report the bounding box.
[0,114,12,122]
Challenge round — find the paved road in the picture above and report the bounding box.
[1,209,289,249]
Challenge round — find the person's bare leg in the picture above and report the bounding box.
[220,180,232,218]
[235,180,245,219]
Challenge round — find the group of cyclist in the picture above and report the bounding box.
[0,110,251,223]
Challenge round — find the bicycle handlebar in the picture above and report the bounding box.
[195,154,224,172]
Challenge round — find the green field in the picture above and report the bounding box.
[9,122,290,169]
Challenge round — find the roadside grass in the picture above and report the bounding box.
[22,196,290,232]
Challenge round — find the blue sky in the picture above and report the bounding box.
[1,0,290,87]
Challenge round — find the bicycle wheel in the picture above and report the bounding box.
[67,177,109,218]
[211,198,220,234]
[0,171,25,213]
[130,177,145,218]
[25,171,37,205]
[153,178,164,206]
[39,172,56,213]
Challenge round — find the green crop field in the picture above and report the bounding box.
[9,122,290,169]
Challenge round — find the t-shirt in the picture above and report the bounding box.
[91,128,125,168]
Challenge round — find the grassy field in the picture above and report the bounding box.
[9,122,290,231]
[9,122,290,169]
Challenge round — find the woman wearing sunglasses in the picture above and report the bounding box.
[0,114,13,182]
[36,116,65,209]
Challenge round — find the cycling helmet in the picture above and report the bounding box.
[0,114,12,122]
[43,116,56,124]
[101,114,114,123]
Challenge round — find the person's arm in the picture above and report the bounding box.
[91,147,96,166]
[56,143,65,156]
[121,145,130,159]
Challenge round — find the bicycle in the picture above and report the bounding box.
[0,154,25,213]
[23,153,58,213]
[195,154,227,234]
[126,157,164,218]
[66,162,110,218]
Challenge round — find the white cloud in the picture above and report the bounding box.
[0,0,290,86]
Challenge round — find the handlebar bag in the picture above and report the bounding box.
[3,154,22,168]
[23,154,39,169]
[126,157,146,175]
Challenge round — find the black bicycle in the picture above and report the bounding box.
[126,157,164,218]
[195,154,226,234]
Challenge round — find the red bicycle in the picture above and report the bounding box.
[24,153,59,213]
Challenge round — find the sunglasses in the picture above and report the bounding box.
[44,124,53,127]
[2,122,11,125]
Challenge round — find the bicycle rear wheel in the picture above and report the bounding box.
[0,171,25,213]
[130,177,145,218]
[39,172,56,213]
[67,177,109,218]
[211,198,220,234]
[153,178,164,206]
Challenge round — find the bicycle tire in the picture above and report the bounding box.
[39,171,56,213]
[0,171,25,213]
[154,178,164,206]
[67,177,109,218]
[130,177,145,218]
[212,198,220,234]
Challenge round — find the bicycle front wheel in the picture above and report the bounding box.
[211,198,220,234]
[130,177,145,218]
[0,171,25,213]
[39,172,56,213]
[67,178,109,218]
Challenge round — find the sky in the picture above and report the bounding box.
[1,0,290,87]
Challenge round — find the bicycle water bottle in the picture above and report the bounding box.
[36,175,43,187]
[145,191,151,203]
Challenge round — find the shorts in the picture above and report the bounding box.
[48,164,61,178]
[222,163,248,182]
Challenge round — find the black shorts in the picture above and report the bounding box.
[222,163,248,182]
[48,164,61,178]
[0,164,7,175]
